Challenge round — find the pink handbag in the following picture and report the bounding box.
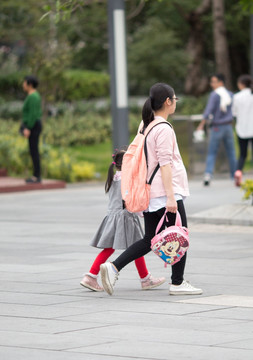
[151,211,189,266]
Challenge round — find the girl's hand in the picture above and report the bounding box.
[166,197,177,213]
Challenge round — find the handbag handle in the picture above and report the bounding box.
[155,210,182,235]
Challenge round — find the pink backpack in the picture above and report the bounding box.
[151,211,189,266]
[121,119,171,213]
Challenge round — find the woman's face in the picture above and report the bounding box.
[167,95,177,114]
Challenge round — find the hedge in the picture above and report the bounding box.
[60,69,110,100]
[0,72,25,100]
[0,69,110,101]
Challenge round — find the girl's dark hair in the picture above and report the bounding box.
[238,74,253,93]
[141,83,175,130]
[105,149,126,193]
[24,75,39,88]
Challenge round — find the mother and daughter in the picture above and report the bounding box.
[81,82,202,297]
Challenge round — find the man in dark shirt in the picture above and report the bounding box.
[197,74,236,186]
[22,75,42,183]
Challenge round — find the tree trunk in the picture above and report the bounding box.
[174,0,211,96]
[212,0,232,89]
[184,12,209,95]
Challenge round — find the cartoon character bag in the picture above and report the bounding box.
[151,211,189,266]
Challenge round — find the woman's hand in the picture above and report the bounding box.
[160,164,177,213]
[23,128,31,138]
[166,196,177,213]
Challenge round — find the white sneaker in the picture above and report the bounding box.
[100,263,119,295]
[169,280,203,295]
[203,173,211,186]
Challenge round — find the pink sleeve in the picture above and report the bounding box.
[154,125,174,167]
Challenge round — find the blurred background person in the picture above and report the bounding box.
[197,74,236,186]
[22,75,42,183]
[232,74,253,186]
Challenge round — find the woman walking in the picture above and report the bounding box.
[80,150,165,291]
[232,75,253,186]
[100,83,202,296]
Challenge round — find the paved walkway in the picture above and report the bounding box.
[0,178,252,360]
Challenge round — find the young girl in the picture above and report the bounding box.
[100,83,203,296]
[80,149,165,292]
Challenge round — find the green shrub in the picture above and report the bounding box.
[241,179,253,205]
[0,69,110,102]
[0,130,95,182]
[60,69,110,101]
[43,113,112,146]
[0,72,25,100]
[71,162,95,182]
[0,101,23,120]
[176,95,208,115]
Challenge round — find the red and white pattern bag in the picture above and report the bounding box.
[151,211,189,266]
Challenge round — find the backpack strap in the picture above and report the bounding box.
[144,122,172,185]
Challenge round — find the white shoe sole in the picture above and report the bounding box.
[100,264,113,295]
[169,289,203,295]
[142,279,166,290]
[80,281,104,292]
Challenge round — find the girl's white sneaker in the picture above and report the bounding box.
[100,263,119,295]
[169,280,203,295]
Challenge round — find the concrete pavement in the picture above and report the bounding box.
[0,178,252,360]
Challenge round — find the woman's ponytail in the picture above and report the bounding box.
[142,97,154,130]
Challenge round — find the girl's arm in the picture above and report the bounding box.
[160,164,177,213]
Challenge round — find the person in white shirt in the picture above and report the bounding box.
[232,74,253,186]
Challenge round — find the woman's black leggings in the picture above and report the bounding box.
[113,200,187,285]
[237,136,253,171]
[28,120,42,178]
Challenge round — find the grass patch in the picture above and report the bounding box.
[67,141,112,180]
[65,120,192,180]
[65,121,191,181]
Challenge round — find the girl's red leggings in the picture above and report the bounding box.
[89,248,149,279]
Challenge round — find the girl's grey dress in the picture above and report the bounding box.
[90,175,144,249]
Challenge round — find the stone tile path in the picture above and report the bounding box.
[0,179,252,359]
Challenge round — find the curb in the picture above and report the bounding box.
[188,203,253,227]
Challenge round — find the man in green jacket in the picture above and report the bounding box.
[22,75,42,183]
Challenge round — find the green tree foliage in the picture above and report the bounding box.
[240,0,253,13]
[0,0,72,109]
[0,0,251,100]
[225,0,251,79]
[58,3,108,72]
[128,17,188,94]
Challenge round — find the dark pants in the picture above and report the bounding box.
[28,121,42,178]
[113,200,187,285]
[237,136,253,171]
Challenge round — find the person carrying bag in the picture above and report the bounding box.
[100,82,203,296]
